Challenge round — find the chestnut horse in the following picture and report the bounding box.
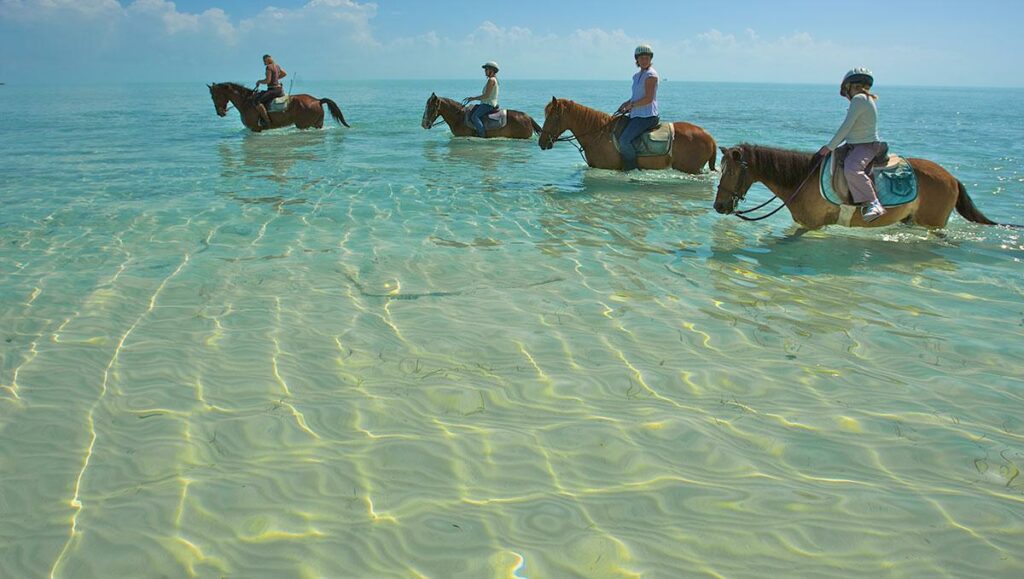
[421,93,540,139]
[208,82,349,132]
[538,97,716,174]
[713,143,1014,229]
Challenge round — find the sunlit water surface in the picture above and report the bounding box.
[1,81,1023,577]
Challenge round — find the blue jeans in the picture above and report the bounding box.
[469,103,497,137]
[618,115,660,170]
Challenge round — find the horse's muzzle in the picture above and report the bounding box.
[539,138,553,150]
[713,198,735,214]
[217,108,227,117]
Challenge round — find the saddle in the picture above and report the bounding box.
[611,117,674,157]
[464,105,508,130]
[821,143,918,208]
[268,95,291,113]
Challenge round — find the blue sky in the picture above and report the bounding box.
[2,0,1022,86]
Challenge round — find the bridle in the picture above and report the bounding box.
[720,153,823,222]
[539,106,625,163]
[422,97,449,129]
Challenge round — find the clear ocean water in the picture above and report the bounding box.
[1,80,1022,578]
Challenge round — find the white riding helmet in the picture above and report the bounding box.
[634,44,654,57]
[841,67,874,90]
[482,61,500,72]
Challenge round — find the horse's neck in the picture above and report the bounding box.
[439,99,466,125]
[565,104,612,141]
[227,87,253,110]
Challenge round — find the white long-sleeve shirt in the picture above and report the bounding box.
[827,93,879,150]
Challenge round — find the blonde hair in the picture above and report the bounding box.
[848,82,878,100]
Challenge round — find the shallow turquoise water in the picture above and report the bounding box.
[1,80,1023,577]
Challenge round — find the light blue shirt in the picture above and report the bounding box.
[630,67,659,118]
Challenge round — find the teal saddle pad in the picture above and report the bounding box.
[821,153,918,207]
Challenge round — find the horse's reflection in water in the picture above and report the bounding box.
[218,130,331,185]
[420,139,534,194]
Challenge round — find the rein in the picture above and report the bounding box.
[731,156,824,222]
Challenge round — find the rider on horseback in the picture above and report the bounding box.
[463,62,500,138]
[817,68,886,222]
[255,54,287,129]
[617,44,660,171]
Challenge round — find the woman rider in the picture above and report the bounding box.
[254,54,287,129]
[463,62,500,138]
[617,44,659,171]
[817,68,886,222]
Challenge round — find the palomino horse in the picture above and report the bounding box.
[538,97,717,174]
[208,82,349,132]
[421,93,540,139]
[713,143,1011,229]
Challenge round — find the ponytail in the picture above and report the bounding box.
[849,83,878,100]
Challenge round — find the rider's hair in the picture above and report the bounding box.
[847,82,878,100]
[263,54,272,61]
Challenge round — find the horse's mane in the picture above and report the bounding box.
[436,96,465,112]
[546,99,612,133]
[218,82,252,94]
[740,143,817,190]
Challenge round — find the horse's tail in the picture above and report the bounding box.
[954,180,1017,227]
[320,98,350,128]
[531,117,542,135]
[707,136,717,172]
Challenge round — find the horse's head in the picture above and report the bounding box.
[209,83,229,117]
[539,97,569,150]
[422,93,440,129]
[714,146,754,214]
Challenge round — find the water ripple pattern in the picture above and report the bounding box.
[1,81,1022,577]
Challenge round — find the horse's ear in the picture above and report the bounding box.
[551,96,556,103]
[730,149,742,161]
[719,146,727,155]
[431,92,436,97]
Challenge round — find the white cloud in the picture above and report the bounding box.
[0,2,1000,86]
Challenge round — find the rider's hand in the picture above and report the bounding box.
[255,80,264,86]
[461,97,472,104]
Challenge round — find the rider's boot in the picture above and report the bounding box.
[257,104,271,130]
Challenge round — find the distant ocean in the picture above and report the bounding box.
[1,80,1022,577]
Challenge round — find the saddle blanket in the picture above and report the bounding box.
[465,105,508,130]
[268,95,291,113]
[821,151,918,207]
[611,117,674,157]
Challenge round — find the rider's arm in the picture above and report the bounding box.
[279,68,287,79]
[467,78,496,102]
[631,76,658,108]
[826,96,866,150]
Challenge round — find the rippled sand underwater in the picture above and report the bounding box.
[1,82,1023,577]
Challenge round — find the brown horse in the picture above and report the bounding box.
[713,143,1013,229]
[208,82,349,132]
[420,93,540,139]
[538,97,716,174]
